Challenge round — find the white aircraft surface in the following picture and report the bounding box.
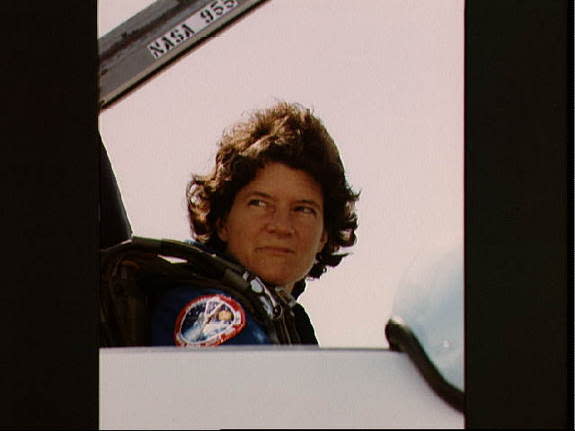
[100,346,463,429]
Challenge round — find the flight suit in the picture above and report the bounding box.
[100,236,317,347]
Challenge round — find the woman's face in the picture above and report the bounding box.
[217,162,327,293]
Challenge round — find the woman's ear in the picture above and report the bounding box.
[317,229,328,253]
[216,219,228,242]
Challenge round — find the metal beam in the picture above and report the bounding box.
[98,0,267,110]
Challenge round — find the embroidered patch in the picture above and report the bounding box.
[174,294,246,346]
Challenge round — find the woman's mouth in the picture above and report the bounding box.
[258,246,294,255]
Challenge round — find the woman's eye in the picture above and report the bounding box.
[294,206,317,215]
[248,199,266,207]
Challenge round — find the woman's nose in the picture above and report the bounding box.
[265,208,295,235]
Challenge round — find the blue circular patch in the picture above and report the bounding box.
[174,294,246,346]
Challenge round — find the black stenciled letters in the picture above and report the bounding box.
[149,43,164,58]
[162,36,175,50]
[170,28,185,43]
[181,24,195,38]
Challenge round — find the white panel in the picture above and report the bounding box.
[100,347,463,429]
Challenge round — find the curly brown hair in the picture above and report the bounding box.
[186,102,359,280]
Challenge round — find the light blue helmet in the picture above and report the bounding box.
[386,240,464,410]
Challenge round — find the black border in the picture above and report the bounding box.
[2,1,99,429]
[1,0,570,428]
[465,0,570,428]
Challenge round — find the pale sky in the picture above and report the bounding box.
[97,0,464,348]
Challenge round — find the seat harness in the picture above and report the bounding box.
[100,236,302,347]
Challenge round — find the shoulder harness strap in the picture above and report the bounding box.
[100,236,301,347]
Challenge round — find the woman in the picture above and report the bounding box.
[150,102,359,346]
